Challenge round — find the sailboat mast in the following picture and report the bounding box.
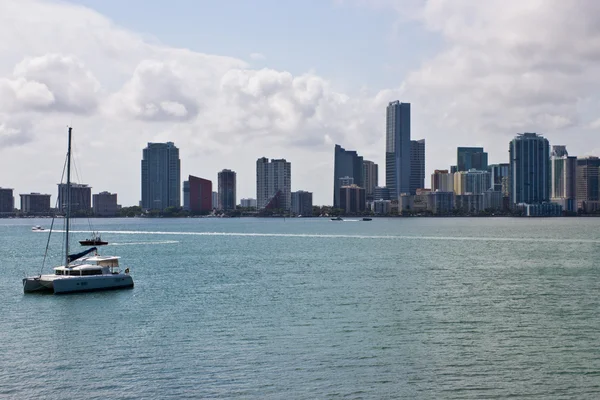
[65,126,72,266]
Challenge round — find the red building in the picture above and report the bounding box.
[188,175,212,213]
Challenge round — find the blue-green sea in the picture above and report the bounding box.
[1,217,600,399]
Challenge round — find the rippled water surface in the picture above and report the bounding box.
[1,217,600,399]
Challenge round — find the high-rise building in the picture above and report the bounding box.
[0,188,14,214]
[256,158,292,211]
[386,101,411,199]
[339,185,366,214]
[57,183,91,214]
[218,169,236,211]
[291,191,313,216]
[454,170,491,195]
[550,146,577,212]
[428,191,454,215]
[20,193,51,215]
[333,145,363,207]
[576,156,600,212]
[457,147,488,172]
[141,142,181,211]
[373,186,390,201]
[489,163,509,192]
[410,139,425,195]
[362,160,378,199]
[185,175,212,214]
[508,132,550,205]
[431,170,454,192]
[93,191,118,217]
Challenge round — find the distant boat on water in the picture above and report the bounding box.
[31,225,45,231]
[362,218,372,221]
[79,232,108,246]
[331,216,343,221]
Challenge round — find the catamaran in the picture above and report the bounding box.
[23,127,133,294]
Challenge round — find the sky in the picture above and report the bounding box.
[1,0,600,206]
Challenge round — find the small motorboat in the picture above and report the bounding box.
[31,225,45,231]
[331,216,343,221]
[362,218,372,221]
[79,232,108,246]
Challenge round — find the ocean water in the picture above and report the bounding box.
[1,217,600,399]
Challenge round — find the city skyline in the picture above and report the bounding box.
[2,1,600,206]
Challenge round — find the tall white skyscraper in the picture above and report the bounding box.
[256,158,292,211]
[141,142,180,211]
[386,101,411,200]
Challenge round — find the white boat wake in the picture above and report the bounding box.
[57,230,600,244]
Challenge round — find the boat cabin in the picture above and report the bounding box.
[54,256,122,276]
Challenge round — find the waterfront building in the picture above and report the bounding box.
[429,191,454,215]
[550,146,577,212]
[20,193,51,215]
[431,170,454,192]
[362,160,378,199]
[57,183,91,214]
[386,101,411,199]
[455,194,485,214]
[339,185,366,214]
[457,147,488,172]
[141,142,180,211]
[509,133,550,205]
[373,186,390,201]
[410,139,425,195]
[185,175,212,214]
[291,191,313,216]
[218,169,237,211]
[372,199,392,215]
[483,190,503,211]
[92,192,118,217]
[257,158,291,211]
[0,188,14,215]
[333,145,363,207]
[515,202,563,217]
[240,198,257,208]
[454,169,491,195]
[489,163,509,192]
[576,156,600,212]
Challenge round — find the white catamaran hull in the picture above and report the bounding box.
[23,274,133,294]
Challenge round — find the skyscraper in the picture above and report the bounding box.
[550,146,576,212]
[186,175,212,214]
[457,147,488,172]
[576,156,600,212]
[509,133,550,205]
[141,142,181,211]
[410,139,425,195]
[333,145,363,207]
[256,158,291,211]
[362,160,378,199]
[218,169,236,211]
[386,101,411,199]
